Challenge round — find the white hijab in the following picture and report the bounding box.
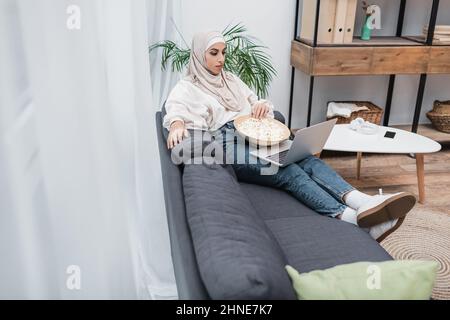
[185,31,248,112]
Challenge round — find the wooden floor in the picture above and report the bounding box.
[322,135,450,215]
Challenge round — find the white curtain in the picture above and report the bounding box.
[0,0,177,299]
[148,0,183,109]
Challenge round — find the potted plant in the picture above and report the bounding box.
[149,23,277,99]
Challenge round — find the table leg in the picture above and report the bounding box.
[356,152,362,180]
[416,154,425,204]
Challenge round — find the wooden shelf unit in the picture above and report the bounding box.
[291,38,450,76]
[288,0,448,135]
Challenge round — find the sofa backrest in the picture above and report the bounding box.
[155,110,210,299]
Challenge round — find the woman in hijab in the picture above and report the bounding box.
[163,31,416,242]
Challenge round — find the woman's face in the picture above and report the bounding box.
[205,42,226,76]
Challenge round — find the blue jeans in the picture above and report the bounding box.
[211,121,355,217]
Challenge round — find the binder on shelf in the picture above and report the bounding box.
[344,0,358,43]
[300,0,337,44]
[423,25,450,34]
[333,0,348,44]
[422,25,450,44]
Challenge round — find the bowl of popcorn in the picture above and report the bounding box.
[234,115,291,147]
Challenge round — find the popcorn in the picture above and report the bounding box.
[237,117,287,142]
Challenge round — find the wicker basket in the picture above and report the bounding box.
[326,101,384,125]
[426,100,450,133]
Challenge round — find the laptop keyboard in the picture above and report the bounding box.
[266,149,289,164]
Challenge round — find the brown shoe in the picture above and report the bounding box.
[357,192,416,228]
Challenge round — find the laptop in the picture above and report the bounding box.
[250,118,337,167]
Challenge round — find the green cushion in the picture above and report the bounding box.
[286,260,438,300]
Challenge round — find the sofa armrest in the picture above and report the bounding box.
[273,111,286,125]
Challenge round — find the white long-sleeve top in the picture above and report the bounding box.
[162,73,275,131]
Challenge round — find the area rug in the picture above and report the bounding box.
[381,206,450,300]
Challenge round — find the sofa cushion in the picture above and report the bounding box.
[240,183,319,220]
[266,216,392,273]
[239,183,392,273]
[182,163,297,300]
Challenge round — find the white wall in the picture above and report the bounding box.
[178,0,450,128]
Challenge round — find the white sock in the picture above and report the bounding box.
[340,207,357,225]
[344,190,373,210]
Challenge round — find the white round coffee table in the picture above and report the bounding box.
[324,124,442,203]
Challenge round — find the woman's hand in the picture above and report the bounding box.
[167,120,190,149]
[252,102,270,119]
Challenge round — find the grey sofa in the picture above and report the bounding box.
[155,109,392,300]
